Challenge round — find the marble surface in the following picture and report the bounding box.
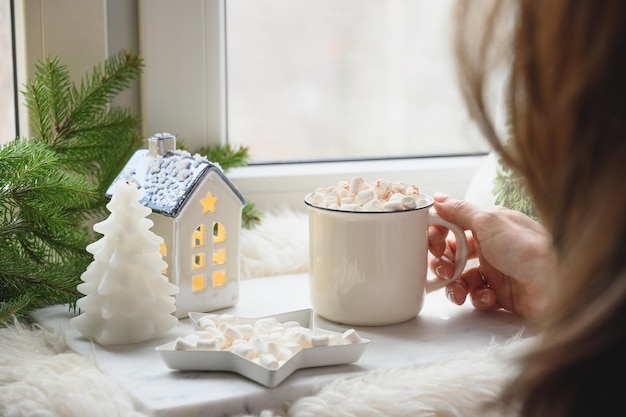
[32,273,530,417]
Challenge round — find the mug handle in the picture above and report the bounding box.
[424,212,469,293]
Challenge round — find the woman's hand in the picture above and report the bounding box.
[429,193,556,319]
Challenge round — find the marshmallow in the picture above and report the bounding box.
[362,199,384,212]
[340,196,355,205]
[218,313,239,325]
[278,347,295,361]
[258,353,280,370]
[223,325,243,343]
[373,178,390,198]
[349,176,367,194]
[354,189,376,206]
[174,314,364,370]
[265,340,280,356]
[235,324,255,340]
[311,334,330,347]
[401,196,417,209]
[342,329,363,344]
[337,181,350,193]
[174,337,196,350]
[310,191,325,205]
[338,187,351,198]
[383,200,403,211]
[406,184,420,197]
[197,315,218,330]
[390,181,406,194]
[324,195,339,207]
[306,176,425,212]
[339,203,360,211]
[231,343,256,359]
[196,338,221,350]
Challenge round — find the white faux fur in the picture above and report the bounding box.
[1,207,532,417]
[240,208,309,279]
[0,319,148,417]
[248,336,531,417]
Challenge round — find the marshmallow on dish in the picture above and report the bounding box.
[175,314,365,370]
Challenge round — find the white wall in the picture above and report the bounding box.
[15,0,140,137]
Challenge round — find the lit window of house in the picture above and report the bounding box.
[213,222,226,243]
[213,271,227,287]
[193,253,206,270]
[192,275,206,293]
[213,248,226,265]
[193,225,205,248]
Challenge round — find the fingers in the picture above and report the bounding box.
[445,280,468,305]
[429,232,478,279]
[432,194,503,312]
[432,255,454,280]
[429,193,480,264]
[444,267,500,311]
[428,224,450,258]
[470,287,498,311]
[432,193,482,231]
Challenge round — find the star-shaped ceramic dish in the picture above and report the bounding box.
[155,309,370,387]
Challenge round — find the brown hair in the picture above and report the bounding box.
[454,0,626,415]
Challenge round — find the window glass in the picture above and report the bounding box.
[225,0,488,163]
[0,0,16,144]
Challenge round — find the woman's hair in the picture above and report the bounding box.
[454,0,626,415]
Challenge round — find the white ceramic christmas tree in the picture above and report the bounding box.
[71,181,179,345]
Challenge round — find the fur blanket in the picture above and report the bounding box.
[240,208,309,280]
[1,320,530,417]
[0,319,146,417]
[1,208,532,417]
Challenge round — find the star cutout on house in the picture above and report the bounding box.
[200,191,219,214]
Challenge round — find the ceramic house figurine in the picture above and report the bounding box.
[106,133,246,319]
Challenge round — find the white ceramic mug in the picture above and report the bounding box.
[305,193,468,326]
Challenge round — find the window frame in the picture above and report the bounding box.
[140,0,489,210]
[14,0,488,212]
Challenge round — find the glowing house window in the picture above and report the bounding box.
[193,225,205,248]
[213,270,226,287]
[192,275,206,293]
[160,242,168,274]
[213,248,226,265]
[213,222,226,243]
[192,253,206,269]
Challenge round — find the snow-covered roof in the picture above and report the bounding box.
[106,149,245,217]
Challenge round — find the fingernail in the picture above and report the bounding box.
[436,265,450,280]
[446,289,457,304]
[480,291,492,306]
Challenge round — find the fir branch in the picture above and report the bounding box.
[197,143,252,171]
[491,96,540,221]
[0,293,36,324]
[23,56,72,142]
[55,109,143,180]
[57,50,143,146]
[0,140,94,264]
[26,50,144,220]
[1,50,144,324]
[2,49,266,325]
[23,50,144,178]
[242,203,263,229]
